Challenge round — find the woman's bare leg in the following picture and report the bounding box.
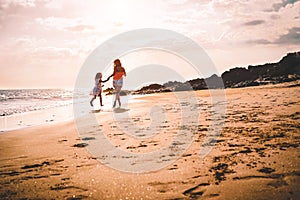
[99,93,103,106]
[113,86,117,108]
[113,86,121,108]
[116,86,122,107]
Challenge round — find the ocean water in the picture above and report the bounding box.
[0,89,74,116]
[0,89,143,131]
[0,89,77,131]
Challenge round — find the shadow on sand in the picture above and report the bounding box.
[113,108,130,113]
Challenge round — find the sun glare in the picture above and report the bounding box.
[110,0,131,22]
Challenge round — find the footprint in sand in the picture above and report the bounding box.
[258,167,275,174]
[182,183,210,198]
[81,137,96,141]
[72,143,88,148]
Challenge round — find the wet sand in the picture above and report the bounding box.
[0,83,299,199]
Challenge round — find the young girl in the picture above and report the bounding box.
[90,72,109,107]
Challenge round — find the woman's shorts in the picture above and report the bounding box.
[113,79,123,87]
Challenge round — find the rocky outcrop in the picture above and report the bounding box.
[132,84,171,94]
[222,51,300,88]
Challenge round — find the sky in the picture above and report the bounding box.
[0,0,299,89]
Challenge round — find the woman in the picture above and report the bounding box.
[107,59,126,108]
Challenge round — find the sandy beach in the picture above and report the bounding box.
[0,83,299,200]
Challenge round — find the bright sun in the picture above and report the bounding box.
[110,0,131,22]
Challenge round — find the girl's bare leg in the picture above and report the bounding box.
[90,95,96,107]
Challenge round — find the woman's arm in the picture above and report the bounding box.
[103,72,114,82]
[123,67,126,76]
[102,77,110,83]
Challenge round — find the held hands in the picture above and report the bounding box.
[103,76,112,82]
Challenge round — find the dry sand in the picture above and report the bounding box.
[0,83,299,199]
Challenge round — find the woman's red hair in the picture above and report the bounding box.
[114,59,121,67]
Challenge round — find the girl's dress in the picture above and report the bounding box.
[92,78,102,96]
